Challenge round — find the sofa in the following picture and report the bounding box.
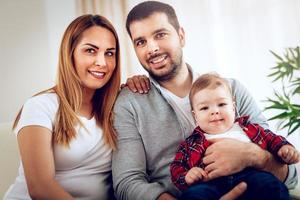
[0,123,299,199]
[0,123,19,197]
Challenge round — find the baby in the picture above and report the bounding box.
[170,73,299,200]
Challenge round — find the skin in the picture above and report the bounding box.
[129,12,192,98]
[192,86,235,134]
[131,14,184,82]
[18,25,116,199]
[73,26,116,117]
[278,145,300,164]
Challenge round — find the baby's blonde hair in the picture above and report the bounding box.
[189,73,233,109]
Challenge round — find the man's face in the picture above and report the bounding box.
[129,12,185,82]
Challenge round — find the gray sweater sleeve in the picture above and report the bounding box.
[112,91,166,200]
[230,78,298,189]
[230,78,268,128]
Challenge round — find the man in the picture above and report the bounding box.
[112,1,297,200]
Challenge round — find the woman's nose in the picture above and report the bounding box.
[94,53,106,67]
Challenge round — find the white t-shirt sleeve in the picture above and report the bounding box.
[14,93,58,135]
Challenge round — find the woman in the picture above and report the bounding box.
[4,14,120,200]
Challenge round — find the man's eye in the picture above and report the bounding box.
[156,32,166,39]
[136,40,145,47]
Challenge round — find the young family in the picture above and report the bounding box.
[4,1,299,200]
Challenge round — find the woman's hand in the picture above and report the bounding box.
[121,75,150,93]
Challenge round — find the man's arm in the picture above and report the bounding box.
[232,78,297,188]
[112,91,167,200]
[229,78,268,128]
[203,79,298,189]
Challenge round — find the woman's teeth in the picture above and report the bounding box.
[89,71,105,78]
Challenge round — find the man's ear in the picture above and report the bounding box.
[178,27,185,47]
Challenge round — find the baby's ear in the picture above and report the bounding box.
[192,110,197,119]
[233,101,236,112]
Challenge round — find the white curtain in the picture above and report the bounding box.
[77,0,300,146]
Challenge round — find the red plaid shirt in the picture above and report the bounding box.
[170,116,291,190]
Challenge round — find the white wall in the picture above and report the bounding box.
[1,0,299,148]
[0,0,76,124]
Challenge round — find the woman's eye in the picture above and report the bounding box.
[86,48,96,54]
[105,51,115,57]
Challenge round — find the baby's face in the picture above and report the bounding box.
[192,86,235,134]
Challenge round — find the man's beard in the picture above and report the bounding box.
[143,50,183,82]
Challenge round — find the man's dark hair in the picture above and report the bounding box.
[126,1,180,38]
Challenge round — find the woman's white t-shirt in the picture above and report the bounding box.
[4,93,113,200]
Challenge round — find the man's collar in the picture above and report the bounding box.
[149,63,198,92]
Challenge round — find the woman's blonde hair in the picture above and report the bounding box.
[13,15,120,150]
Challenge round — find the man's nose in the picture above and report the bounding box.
[147,40,159,55]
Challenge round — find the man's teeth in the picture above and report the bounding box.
[150,55,166,64]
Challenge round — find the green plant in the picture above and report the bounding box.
[265,46,300,135]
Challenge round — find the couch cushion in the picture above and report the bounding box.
[0,123,19,197]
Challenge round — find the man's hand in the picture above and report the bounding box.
[203,138,289,182]
[220,182,247,200]
[203,138,253,180]
[157,192,176,200]
[278,145,300,164]
[185,167,208,185]
[121,75,150,93]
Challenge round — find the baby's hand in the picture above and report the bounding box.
[278,145,300,164]
[185,167,208,185]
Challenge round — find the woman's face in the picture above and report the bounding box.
[73,26,117,93]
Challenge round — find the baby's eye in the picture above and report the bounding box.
[200,106,208,111]
[218,103,227,107]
